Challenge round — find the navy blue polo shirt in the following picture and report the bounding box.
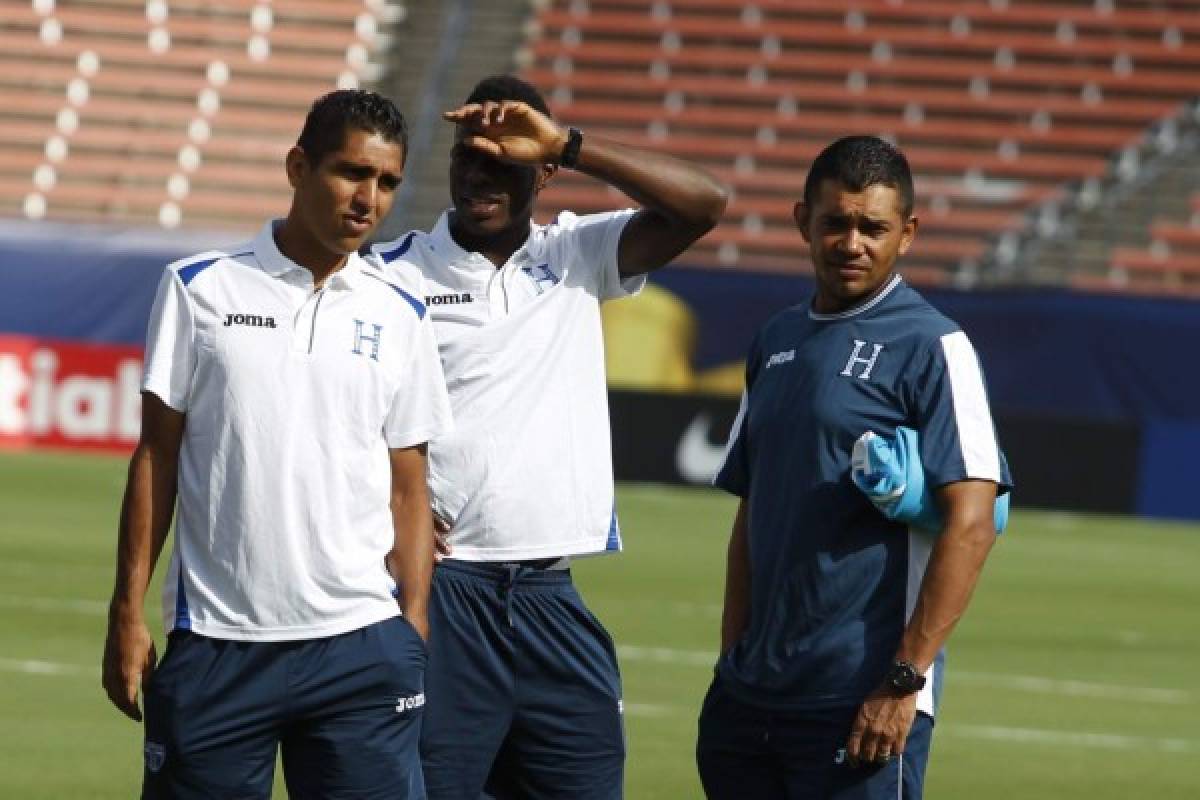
[715,274,1012,716]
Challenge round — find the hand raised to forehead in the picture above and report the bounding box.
[443,101,566,166]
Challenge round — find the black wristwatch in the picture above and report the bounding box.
[886,660,926,694]
[559,127,583,168]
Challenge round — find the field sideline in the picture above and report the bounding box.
[1,450,1197,798]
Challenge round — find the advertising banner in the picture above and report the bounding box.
[0,335,143,453]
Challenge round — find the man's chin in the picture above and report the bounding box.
[324,235,368,258]
[453,208,509,237]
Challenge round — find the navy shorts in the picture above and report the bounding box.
[420,559,625,800]
[141,615,427,800]
[696,676,934,800]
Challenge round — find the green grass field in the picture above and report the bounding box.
[1,450,1198,798]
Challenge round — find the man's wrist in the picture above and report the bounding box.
[884,660,927,695]
[107,596,144,625]
[558,127,583,168]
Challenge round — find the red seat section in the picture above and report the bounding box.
[1090,193,1200,297]
[523,0,1200,284]
[0,0,396,231]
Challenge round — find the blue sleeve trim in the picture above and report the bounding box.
[177,257,219,286]
[605,505,622,551]
[174,564,191,630]
[377,232,417,263]
[363,271,426,320]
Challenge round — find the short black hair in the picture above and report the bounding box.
[464,74,550,116]
[296,89,408,166]
[803,136,914,217]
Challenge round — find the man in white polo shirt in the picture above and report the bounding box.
[101,89,451,799]
[374,75,728,799]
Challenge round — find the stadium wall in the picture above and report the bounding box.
[1,226,1196,520]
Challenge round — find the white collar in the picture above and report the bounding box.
[431,211,543,268]
[252,219,362,290]
[808,273,903,321]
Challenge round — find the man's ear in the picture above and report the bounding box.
[898,214,919,256]
[285,146,309,190]
[793,201,812,244]
[534,162,558,194]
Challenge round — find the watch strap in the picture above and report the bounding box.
[559,127,583,168]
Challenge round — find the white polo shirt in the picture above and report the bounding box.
[373,209,640,561]
[143,220,452,641]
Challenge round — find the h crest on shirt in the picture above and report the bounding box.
[521,263,560,295]
[352,319,383,361]
[841,339,884,380]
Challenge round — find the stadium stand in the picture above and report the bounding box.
[521,0,1200,286]
[1,0,1197,296]
[1100,193,1200,296]
[0,0,402,230]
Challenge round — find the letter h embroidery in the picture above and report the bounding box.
[841,340,884,380]
[352,320,383,361]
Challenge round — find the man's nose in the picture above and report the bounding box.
[838,228,864,255]
[352,180,376,211]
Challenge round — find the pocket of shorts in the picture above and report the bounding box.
[143,630,191,696]
[579,603,618,660]
[390,614,429,662]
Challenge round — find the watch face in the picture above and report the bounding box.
[890,662,924,693]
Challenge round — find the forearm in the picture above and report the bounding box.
[895,518,994,671]
[386,482,434,618]
[108,444,178,623]
[570,133,728,231]
[719,500,751,653]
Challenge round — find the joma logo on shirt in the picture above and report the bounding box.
[224,313,277,328]
[766,349,795,369]
[427,292,474,305]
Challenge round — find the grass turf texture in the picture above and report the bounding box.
[1,450,1197,799]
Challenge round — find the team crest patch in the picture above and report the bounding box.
[521,263,560,294]
[144,741,166,773]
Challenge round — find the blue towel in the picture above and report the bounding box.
[851,426,1009,534]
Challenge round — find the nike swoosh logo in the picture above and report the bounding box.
[675,412,729,484]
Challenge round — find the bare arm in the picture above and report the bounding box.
[385,444,434,642]
[444,101,729,278]
[571,134,729,278]
[102,392,185,721]
[846,479,998,765]
[719,498,751,654]
[895,479,998,669]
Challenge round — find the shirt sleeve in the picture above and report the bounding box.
[141,268,196,412]
[558,209,641,302]
[383,311,453,450]
[912,330,1012,492]
[713,330,763,497]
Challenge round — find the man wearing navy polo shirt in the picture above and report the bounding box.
[696,136,1011,799]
